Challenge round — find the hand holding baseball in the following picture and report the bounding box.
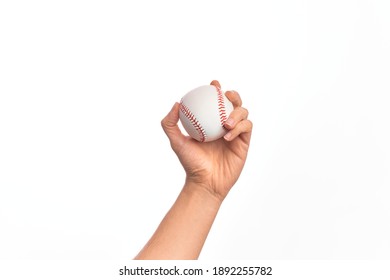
[161,80,253,201]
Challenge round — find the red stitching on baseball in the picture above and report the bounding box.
[180,100,207,142]
[215,86,228,127]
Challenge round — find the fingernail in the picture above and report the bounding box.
[224,132,232,140]
[225,118,234,127]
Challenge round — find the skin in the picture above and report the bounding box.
[134,80,253,260]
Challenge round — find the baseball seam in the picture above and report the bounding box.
[179,100,207,142]
[215,86,228,127]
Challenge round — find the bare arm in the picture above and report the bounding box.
[135,184,221,259]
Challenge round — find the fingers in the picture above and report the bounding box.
[211,80,252,142]
[223,105,252,142]
[224,119,253,142]
[210,80,221,89]
[211,79,242,108]
[225,90,242,108]
[224,107,249,130]
[223,88,252,142]
[161,102,186,149]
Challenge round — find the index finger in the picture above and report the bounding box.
[210,80,221,88]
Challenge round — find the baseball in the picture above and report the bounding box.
[179,85,234,142]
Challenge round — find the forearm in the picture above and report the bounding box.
[134,182,222,260]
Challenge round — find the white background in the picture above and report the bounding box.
[0,0,389,260]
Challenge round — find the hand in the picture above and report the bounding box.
[161,80,253,202]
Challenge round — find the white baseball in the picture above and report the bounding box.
[179,85,234,142]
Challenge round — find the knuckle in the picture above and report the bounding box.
[246,119,253,130]
[241,107,249,116]
[161,117,167,128]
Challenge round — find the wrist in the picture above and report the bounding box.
[182,180,225,207]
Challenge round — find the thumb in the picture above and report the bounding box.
[161,102,186,149]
